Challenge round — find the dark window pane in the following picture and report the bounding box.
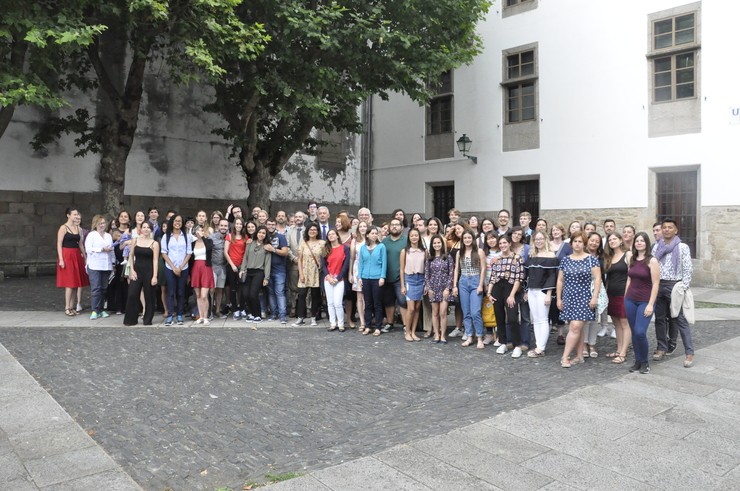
[654,33,672,49]
[655,72,672,87]
[521,63,535,77]
[509,86,520,98]
[508,110,519,123]
[522,106,535,120]
[522,83,534,95]
[677,53,694,69]
[676,13,694,30]
[675,28,694,45]
[508,67,519,79]
[654,19,673,35]
[654,57,671,72]
[521,51,534,64]
[655,87,672,102]
[676,83,694,98]
[676,68,694,84]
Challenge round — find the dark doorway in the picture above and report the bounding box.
[512,179,539,220]
[657,170,697,257]
[433,185,455,221]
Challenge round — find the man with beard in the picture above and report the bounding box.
[265,218,290,324]
[381,218,408,332]
[287,211,306,317]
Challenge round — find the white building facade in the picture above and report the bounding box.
[368,0,740,288]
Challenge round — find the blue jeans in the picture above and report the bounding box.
[88,269,110,314]
[459,275,484,337]
[269,269,287,319]
[625,297,652,363]
[165,267,190,316]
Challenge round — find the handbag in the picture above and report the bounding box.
[591,279,609,315]
[123,260,131,279]
[482,298,497,328]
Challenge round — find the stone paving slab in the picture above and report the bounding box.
[269,333,740,490]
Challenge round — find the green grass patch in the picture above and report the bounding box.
[264,472,302,483]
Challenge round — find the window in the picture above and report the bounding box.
[511,179,539,220]
[648,10,699,104]
[503,49,537,123]
[425,71,454,160]
[432,185,455,222]
[657,170,697,257]
[427,71,453,135]
[502,0,537,17]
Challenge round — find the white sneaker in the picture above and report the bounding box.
[511,347,522,358]
[496,344,509,354]
[483,335,494,345]
[76,303,83,312]
[597,326,607,337]
[493,340,502,347]
[292,318,305,327]
[311,318,318,326]
[610,328,617,339]
[449,328,462,338]
[461,335,468,342]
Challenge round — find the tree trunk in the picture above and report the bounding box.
[245,158,275,213]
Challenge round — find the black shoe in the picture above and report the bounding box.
[639,362,650,374]
[667,343,677,355]
[629,361,641,373]
[381,323,393,333]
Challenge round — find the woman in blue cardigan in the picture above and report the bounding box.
[358,226,387,336]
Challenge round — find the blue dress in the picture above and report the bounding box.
[559,255,599,321]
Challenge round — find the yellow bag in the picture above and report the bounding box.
[482,298,497,328]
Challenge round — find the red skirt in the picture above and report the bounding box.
[607,295,626,318]
[190,260,215,288]
[56,247,90,288]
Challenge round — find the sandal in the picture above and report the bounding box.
[362,328,371,335]
[461,339,472,347]
[527,349,545,358]
[605,352,619,358]
[561,359,572,368]
[589,346,599,358]
[65,309,76,317]
[405,334,414,342]
[372,329,381,336]
[612,355,627,364]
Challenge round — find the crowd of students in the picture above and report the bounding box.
[56,203,696,371]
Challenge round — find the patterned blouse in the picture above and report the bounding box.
[489,254,524,286]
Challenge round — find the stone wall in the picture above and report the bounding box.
[0,190,362,278]
[694,206,740,289]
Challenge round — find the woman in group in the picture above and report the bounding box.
[486,235,524,356]
[161,214,193,326]
[56,208,89,316]
[349,220,368,331]
[622,225,636,251]
[510,225,533,348]
[85,215,115,319]
[524,231,559,357]
[549,222,569,344]
[400,228,426,341]
[123,221,159,326]
[245,221,256,238]
[210,210,224,236]
[425,217,444,250]
[157,220,169,318]
[425,234,454,343]
[534,218,548,235]
[556,231,602,367]
[225,217,249,320]
[240,225,271,323]
[293,223,324,326]
[335,213,353,246]
[446,222,465,337]
[323,229,351,331]
[478,217,496,246]
[190,225,215,325]
[468,215,480,237]
[624,232,660,374]
[582,232,607,358]
[358,226,387,336]
[453,230,487,349]
[583,222,597,235]
[195,210,208,232]
[603,232,631,364]
[410,213,423,231]
[482,232,500,345]
[378,222,389,241]
[116,210,131,235]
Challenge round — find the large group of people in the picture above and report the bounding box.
[56,203,696,371]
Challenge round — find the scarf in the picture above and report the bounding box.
[654,235,681,273]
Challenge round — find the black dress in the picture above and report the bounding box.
[124,244,156,326]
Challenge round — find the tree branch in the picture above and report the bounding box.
[86,39,123,113]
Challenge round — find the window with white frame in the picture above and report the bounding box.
[649,10,699,103]
[503,49,537,123]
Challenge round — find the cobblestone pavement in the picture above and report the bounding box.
[0,277,73,311]
[1,319,738,491]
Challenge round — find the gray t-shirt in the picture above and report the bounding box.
[209,232,226,266]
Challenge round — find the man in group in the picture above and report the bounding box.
[358,207,373,225]
[306,201,319,224]
[652,218,694,367]
[286,211,306,317]
[381,218,408,332]
[652,222,662,242]
[446,208,460,232]
[265,218,289,324]
[226,204,244,224]
[147,207,160,237]
[497,209,511,235]
[603,218,616,236]
[275,210,289,236]
[209,218,230,318]
[317,206,333,240]
[519,211,533,244]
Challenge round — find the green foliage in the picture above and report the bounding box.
[203,0,491,175]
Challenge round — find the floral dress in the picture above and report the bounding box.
[298,240,324,288]
[424,255,454,302]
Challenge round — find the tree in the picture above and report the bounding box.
[200,0,491,211]
[0,2,105,139]
[31,0,267,216]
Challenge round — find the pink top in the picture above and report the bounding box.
[404,248,426,275]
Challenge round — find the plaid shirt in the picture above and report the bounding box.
[489,254,523,286]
